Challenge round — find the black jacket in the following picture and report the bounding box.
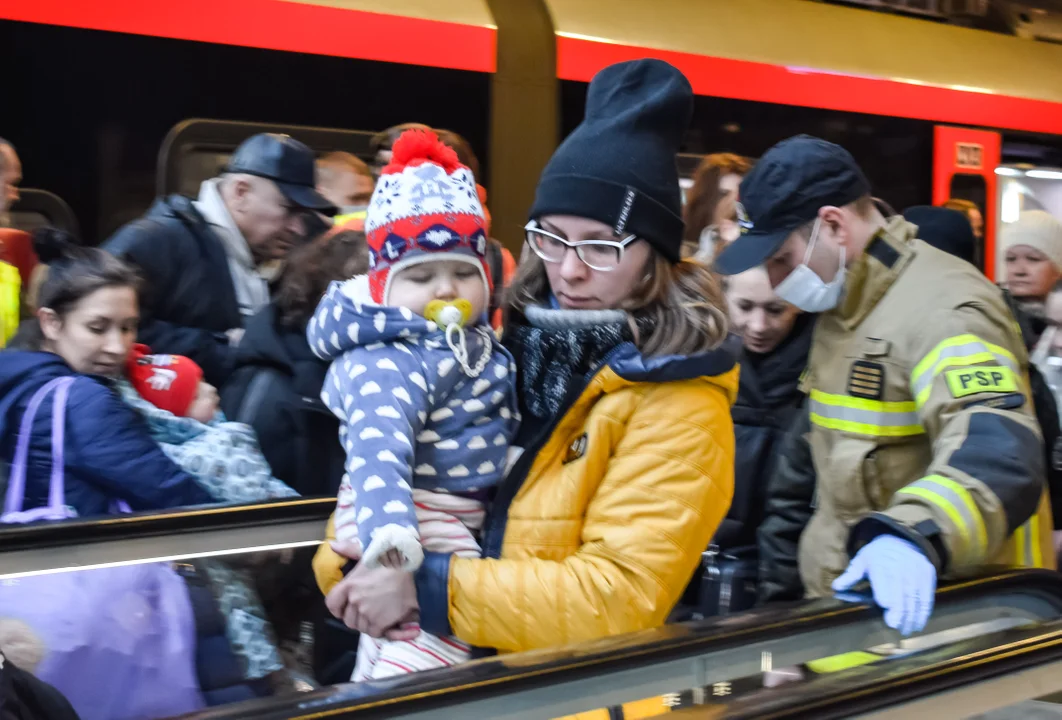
[756,403,815,604]
[103,195,241,387]
[1004,291,1062,528]
[716,314,813,551]
[0,652,81,720]
[219,304,344,496]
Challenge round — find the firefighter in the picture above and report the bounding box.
[715,135,1054,636]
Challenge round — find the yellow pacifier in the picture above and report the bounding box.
[425,299,491,377]
[424,299,473,329]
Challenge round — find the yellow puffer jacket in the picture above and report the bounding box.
[314,335,740,654]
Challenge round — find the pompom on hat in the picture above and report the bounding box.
[364,130,491,305]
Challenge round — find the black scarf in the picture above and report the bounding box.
[504,304,631,445]
[732,312,814,430]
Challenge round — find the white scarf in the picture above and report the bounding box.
[193,179,270,319]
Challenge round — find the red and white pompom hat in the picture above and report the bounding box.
[365,130,492,306]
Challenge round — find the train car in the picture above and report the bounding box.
[6,0,1062,279]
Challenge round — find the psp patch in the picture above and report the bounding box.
[848,360,885,400]
[944,365,1018,398]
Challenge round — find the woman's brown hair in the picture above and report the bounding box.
[683,153,753,250]
[509,252,730,358]
[274,229,369,329]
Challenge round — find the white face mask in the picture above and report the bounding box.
[774,218,847,313]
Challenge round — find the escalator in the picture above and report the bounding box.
[3,505,1062,719]
[175,570,1062,719]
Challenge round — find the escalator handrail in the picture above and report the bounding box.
[0,496,336,553]
[713,615,1062,719]
[183,570,1062,720]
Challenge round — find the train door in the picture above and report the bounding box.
[932,126,1002,280]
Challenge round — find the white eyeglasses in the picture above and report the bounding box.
[524,220,638,272]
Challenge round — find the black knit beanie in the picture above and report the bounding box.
[529,59,693,263]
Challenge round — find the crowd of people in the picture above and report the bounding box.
[0,56,1060,718]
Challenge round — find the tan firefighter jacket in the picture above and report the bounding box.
[799,217,1055,597]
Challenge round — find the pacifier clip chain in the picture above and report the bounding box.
[424,299,492,378]
[446,324,492,378]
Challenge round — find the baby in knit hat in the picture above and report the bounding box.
[126,343,219,422]
[308,130,518,680]
[122,344,297,503]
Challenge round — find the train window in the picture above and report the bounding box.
[0,20,490,244]
[561,81,935,213]
[948,173,987,269]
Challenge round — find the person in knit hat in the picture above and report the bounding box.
[313,59,737,659]
[307,129,518,680]
[1002,210,1062,320]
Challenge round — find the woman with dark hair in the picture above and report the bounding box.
[0,231,214,516]
[220,229,368,496]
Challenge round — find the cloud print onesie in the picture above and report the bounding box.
[309,277,518,678]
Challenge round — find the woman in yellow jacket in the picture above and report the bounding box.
[317,59,739,655]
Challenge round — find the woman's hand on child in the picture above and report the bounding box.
[325,560,420,639]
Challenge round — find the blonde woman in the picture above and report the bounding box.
[315,59,738,661]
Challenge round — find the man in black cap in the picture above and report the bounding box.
[719,135,1052,637]
[105,133,335,387]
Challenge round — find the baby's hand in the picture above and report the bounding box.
[360,525,424,571]
[378,549,407,569]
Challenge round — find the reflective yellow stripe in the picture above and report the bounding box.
[1032,515,1043,568]
[810,390,917,414]
[809,390,924,437]
[910,334,1019,408]
[896,475,987,563]
[1013,515,1043,568]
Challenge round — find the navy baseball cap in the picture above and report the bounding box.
[713,135,871,276]
[226,134,337,215]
